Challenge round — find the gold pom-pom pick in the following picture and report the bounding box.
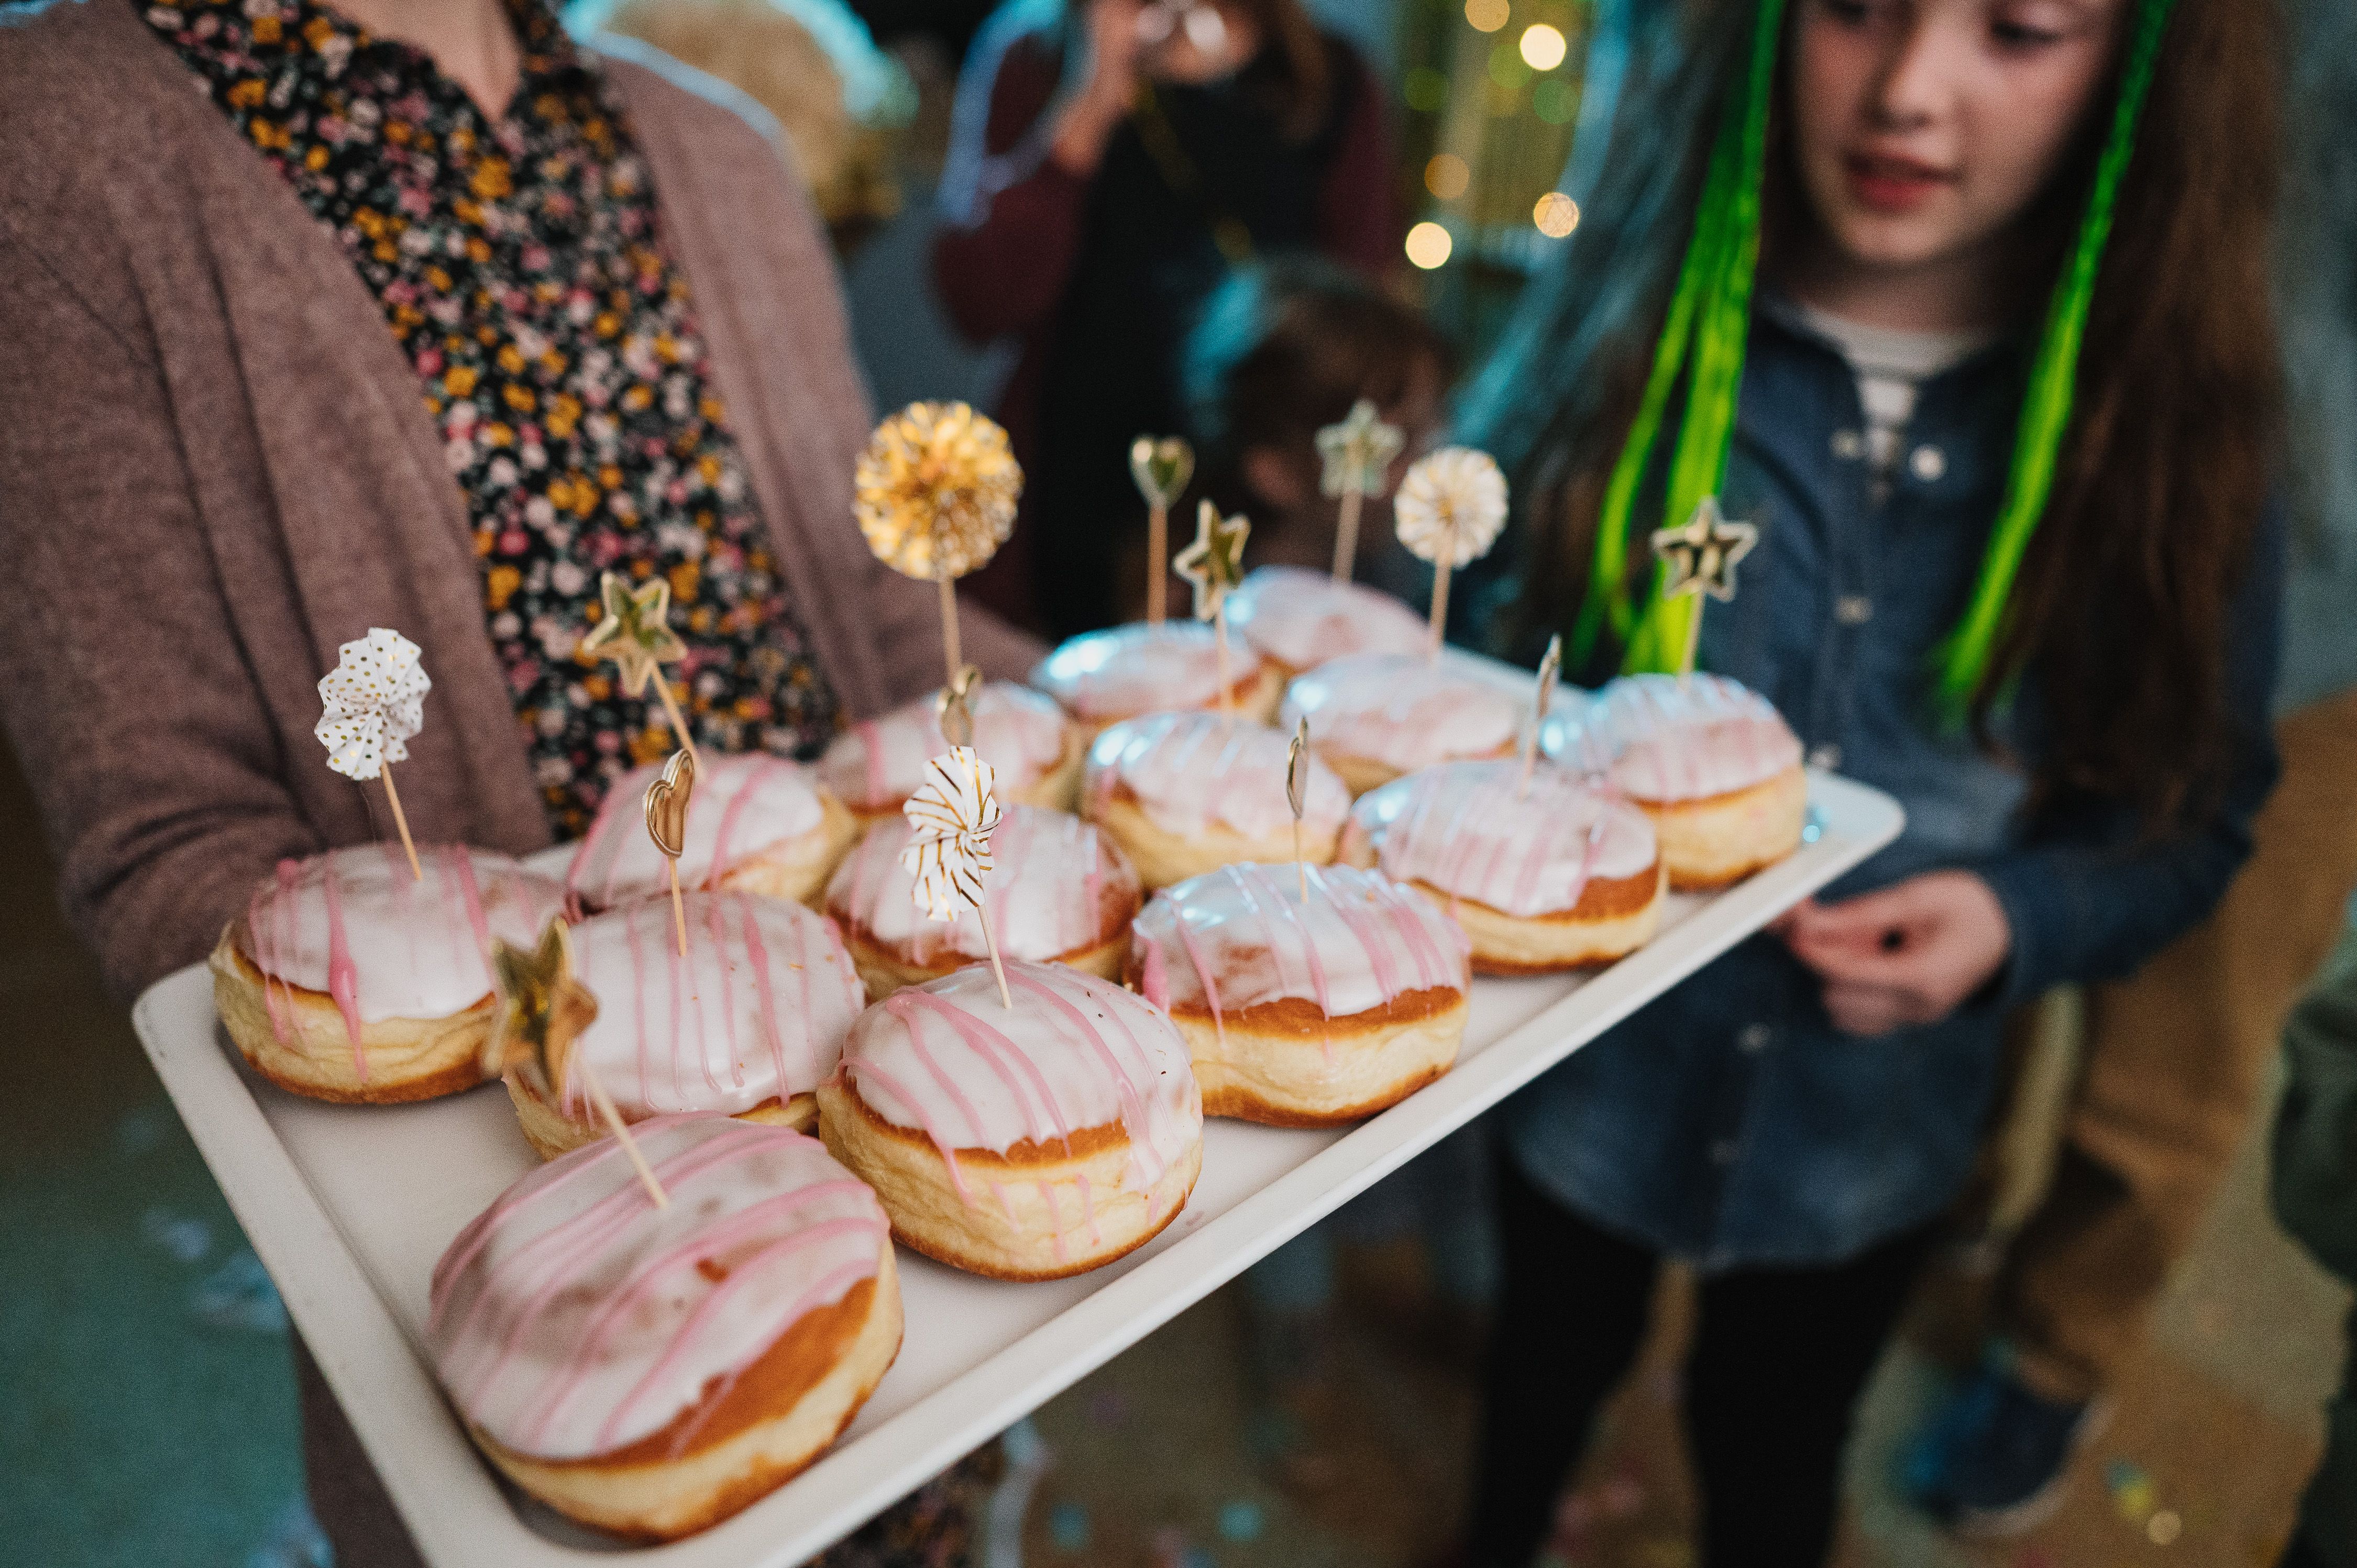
[580,571,698,773]
[644,747,697,957]
[1519,635,1562,800]
[481,919,666,1207]
[1285,715,1312,901]
[1173,498,1251,725]
[1316,399,1404,582]
[1648,495,1757,681]
[855,401,1022,687]
[901,747,1011,1008]
[1130,436,1195,625]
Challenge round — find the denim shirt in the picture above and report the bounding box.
[1503,303,2285,1272]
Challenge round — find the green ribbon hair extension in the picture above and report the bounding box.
[1575,0,2177,717]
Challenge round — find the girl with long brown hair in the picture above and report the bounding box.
[1447,0,2284,1561]
[932,0,1398,635]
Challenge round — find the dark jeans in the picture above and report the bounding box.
[1467,1158,1932,1568]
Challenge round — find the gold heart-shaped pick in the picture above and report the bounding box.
[935,662,983,749]
[480,918,598,1098]
[1129,436,1195,512]
[644,746,696,860]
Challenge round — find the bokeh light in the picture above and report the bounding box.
[1488,40,1532,90]
[1403,65,1449,113]
[1532,77,1577,124]
[1465,0,1510,34]
[1405,222,1455,270]
[1519,23,1568,70]
[1425,154,1471,201]
[1533,192,1581,238]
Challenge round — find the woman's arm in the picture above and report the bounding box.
[931,13,1134,345]
[0,241,320,1001]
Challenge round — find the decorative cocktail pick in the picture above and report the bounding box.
[1315,399,1404,582]
[315,626,432,881]
[481,918,667,1207]
[1648,495,1757,680]
[643,747,697,957]
[1395,447,1509,662]
[1172,498,1251,723]
[855,401,1022,688]
[935,662,983,749]
[1285,715,1312,901]
[580,571,697,772]
[1518,634,1563,799]
[1129,436,1195,626]
[901,747,1011,1008]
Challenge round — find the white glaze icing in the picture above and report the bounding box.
[1544,673,1802,802]
[1084,712,1351,840]
[427,1116,887,1462]
[827,806,1137,966]
[241,845,568,1057]
[1029,621,1265,722]
[818,682,1071,812]
[840,961,1200,1198]
[1280,653,1521,772]
[1225,566,1431,670]
[565,891,864,1119]
[567,753,827,909]
[1132,862,1467,1033]
[1348,760,1658,918]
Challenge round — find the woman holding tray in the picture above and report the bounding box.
[0,0,1037,1560]
[1448,0,2284,1562]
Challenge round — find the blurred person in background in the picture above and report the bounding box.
[932,0,1399,637]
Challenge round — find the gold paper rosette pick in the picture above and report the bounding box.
[855,401,1022,582]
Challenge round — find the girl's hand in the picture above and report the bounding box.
[1051,0,1146,173]
[1771,871,2012,1037]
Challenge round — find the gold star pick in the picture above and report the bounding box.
[482,918,667,1207]
[1650,495,1757,603]
[1316,399,1404,501]
[1172,499,1250,623]
[480,919,598,1101]
[580,572,698,770]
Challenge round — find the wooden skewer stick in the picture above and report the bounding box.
[1147,501,1169,626]
[379,762,423,881]
[1426,557,1455,664]
[651,677,701,775]
[666,856,687,957]
[938,572,964,688]
[1293,820,1307,901]
[1331,485,1364,583]
[578,1062,668,1207]
[1678,597,1704,686]
[975,901,1014,1010]
[1214,601,1234,726]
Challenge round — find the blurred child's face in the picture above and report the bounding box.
[1789,0,2127,279]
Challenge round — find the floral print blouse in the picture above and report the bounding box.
[141,0,840,838]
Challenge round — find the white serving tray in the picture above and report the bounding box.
[134,771,1902,1568]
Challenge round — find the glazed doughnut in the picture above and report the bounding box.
[567,753,860,911]
[816,962,1203,1279]
[1224,566,1431,681]
[819,681,1082,821]
[824,805,1142,1000]
[1129,862,1469,1127]
[1029,621,1282,737]
[1340,761,1665,974]
[427,1116,900,1542]
[1081,710,1352,889]
[1546,673,1806,889]
[505,891,865,1158]
[210,845,568,1103]
[1279,652,1522,794]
